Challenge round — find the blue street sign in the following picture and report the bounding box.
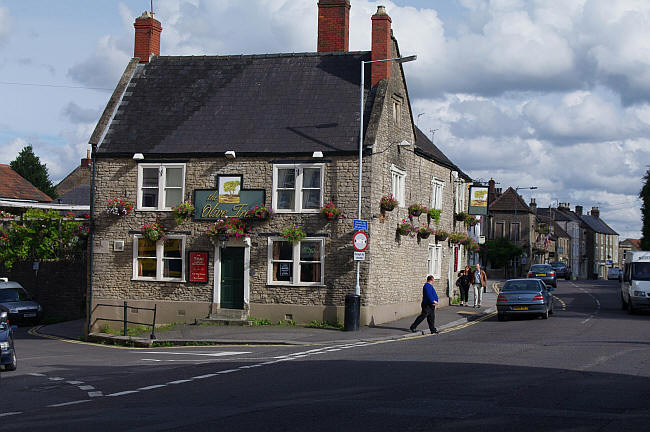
[353,219,368,231]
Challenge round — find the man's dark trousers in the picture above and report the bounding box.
[410,303,436,332]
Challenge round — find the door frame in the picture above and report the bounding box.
[214,237,251,309]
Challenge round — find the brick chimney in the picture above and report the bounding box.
[371,6,392,87]
[575,205,583,216]
[81,149,91,168]
[529,198,537,214]
[317,0,350,52]
[134,11,162,64]
[591,206,599,218]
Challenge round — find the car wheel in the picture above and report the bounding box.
[5,350,16,371]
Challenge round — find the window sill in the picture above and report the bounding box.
[135,209,173,212]
[131,278,186,283]
[266,282,326,287]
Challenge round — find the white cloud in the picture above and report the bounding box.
[0,7,11,46]
[67,35,131,89]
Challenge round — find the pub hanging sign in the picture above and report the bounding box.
[193,174,266,220]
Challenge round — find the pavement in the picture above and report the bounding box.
[33,281,502,347]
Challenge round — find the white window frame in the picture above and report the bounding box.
[136,163,186,211]
[267,237,325,286]
[431,177,445,210]
[392,96,403,127]
[428,244,442,279]
[132,234,186,282]
[455,179,466,214]
[390,165,407,207]
[272,164,324,214]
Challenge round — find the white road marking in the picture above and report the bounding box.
[0,412,23,417]
[48,400,91,408]
[88,391,103,397]
[66,381,83,385]
[138,384,167,391]
[28,373,45,377]
[192,374,217,379]
[217,369,238,374]
[48,377,65,381]
[167,379,192,385]
[106,390,140,397]
[136,351,250,357]
[79,385,94,391]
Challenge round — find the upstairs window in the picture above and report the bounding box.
[431,178,445,210]
[137,163,185,210]
[273,164,324,213]
[391,165,406,207]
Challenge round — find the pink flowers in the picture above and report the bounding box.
[245,204,273,220]
[206,218,250,239]
[106,198,134,216]
[320,201,344,219]
[141,220,166,242]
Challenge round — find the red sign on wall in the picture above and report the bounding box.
[189,251,208,283]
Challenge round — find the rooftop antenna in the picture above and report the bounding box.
[151,0,154,15]
[430,128,439,143]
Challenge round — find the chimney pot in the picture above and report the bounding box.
[134,11,163,64]
[575,205,583,216]
[371,5,393,87]
[317,0,350,53]
[591,206,600,218]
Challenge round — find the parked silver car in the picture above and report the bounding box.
[497,278,554,321]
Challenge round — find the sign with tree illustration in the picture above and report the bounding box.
[468,185,489,216]
[193,175,265,220]
[218,175,242,204]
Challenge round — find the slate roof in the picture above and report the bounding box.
[536,207,572,222]
[57,184,90,206]
[98,52,376,156]
[0,164,52,202]
[581,215,618,235]
[414,127,471,181]
[489,187,531,212]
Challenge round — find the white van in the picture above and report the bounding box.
[621,251,650,314]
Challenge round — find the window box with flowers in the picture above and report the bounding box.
[281,225,307,244]
[245,204,273,221]
[417,225,434,239]
[397,219,413,236]
[380,194,398,212]
[206,217,250,242]
[172,201,195,224]
[106,198,134,217]
[320,201,344,219]
[408,203,426,218]
[141,220,167,242]
[435,230,448,241]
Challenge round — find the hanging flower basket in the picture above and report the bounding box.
[172,201,195,224]
[427,208,441,225]
[106,198,134,217]
[466,240,480,252]
[245,204,273,221]
[448,232,466,244]
[435,230,448,242]
[141,220,166,242]
[464,214,478,226]
[460,235,473,246]
[397,218,413,236]
[380,194,398,212]
[417,225,434,239]
[281,225,307,244]
[206,218,250,241]
[320,201,345,219]
[454,212,468,222]
[408,203,427,218]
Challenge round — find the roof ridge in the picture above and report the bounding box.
[154,51,371,61]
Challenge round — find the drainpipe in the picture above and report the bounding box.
[85,143,97,337]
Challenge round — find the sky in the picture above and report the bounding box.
[0,0,647,239]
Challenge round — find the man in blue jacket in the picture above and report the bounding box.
[409,275,439,334]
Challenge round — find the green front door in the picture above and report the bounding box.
[220,247,245,309]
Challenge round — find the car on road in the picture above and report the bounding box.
[607,267,621,280]
[0,278,43,325]
[497,278,554,321]
[527,264,557,288]
[0,311,17,371]
[550,261,571,280]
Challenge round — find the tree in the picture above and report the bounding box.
[10,145,58,199]
[641,169,650,250]
[480,237,523,269]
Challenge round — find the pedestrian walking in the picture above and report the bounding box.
[470,263,487,308]
[455,265,471,306]
[409,275,439,334]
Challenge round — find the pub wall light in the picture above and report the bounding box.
[133,153,144,160]
[312,151,323,158]
[225,151,236,159]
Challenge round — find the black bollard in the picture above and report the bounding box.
[344,294,360,331]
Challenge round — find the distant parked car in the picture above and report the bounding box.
[0,278,42,325]
[550,261,570,280]
[607,267,621,280]
[527,264,557,288]
[0,311,17,371]
[497,279,554,321]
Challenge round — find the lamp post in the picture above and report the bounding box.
[344,54,417,332]
[513,186,537,277]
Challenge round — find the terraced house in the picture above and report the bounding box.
[88,1,471,331]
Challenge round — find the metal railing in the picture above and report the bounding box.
[94,301,157,339]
